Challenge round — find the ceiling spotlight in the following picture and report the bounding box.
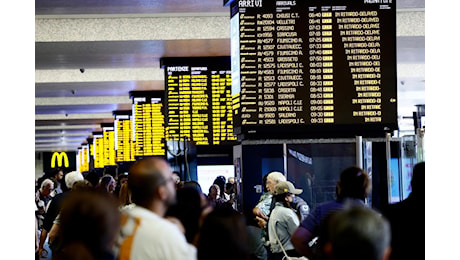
[80,68,85,73]
[71,89,76,95]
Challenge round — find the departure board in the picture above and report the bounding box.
[228,0,397,138]
[77,148,82,173]
[77,145,89,172]
[80,144,90,172]
[114,110,135,163]
[92,132,104,168]
[87,138,94,170]
[102,123,116,166]
[161,57,238,145]
[130,91,166,157]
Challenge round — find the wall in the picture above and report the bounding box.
[35,152,45,180]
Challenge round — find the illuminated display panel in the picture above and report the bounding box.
[93,132,105,168]
[82,145,89,172]
[114,111,135,163]
[102,123,116,166]
[229,0,397,138]
[130,91,166,157]
[161,57,238,145]
[77,148,82,173]
[79,144,90,172]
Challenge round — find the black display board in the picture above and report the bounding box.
[113,110,136,163]
[78,144,90,173]
[92,131,104,169]
[229,0,397,138]
[129,91,166,157]
[161,57,238,145]
[101,123,116,166]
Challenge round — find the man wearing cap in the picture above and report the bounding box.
[267,181,304,260]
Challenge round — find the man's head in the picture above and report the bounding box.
[53,168,64,181]
[273,181,303,204]
[337,166,371,201]
[324,206,391,260]
[128,157,176,212]
[40,179,54,197]
[65,171,84,190]
[266,171,286,195]
[118,173,129,186]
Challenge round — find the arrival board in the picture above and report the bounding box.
[230,0,397,138]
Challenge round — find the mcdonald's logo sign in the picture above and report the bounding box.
[51,152,69,168]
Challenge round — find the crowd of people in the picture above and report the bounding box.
[34,159,425,260]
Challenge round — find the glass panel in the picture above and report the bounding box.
[400,135,417,201]
[286,142,356,210]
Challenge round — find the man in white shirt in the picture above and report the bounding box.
[115,157,197,260]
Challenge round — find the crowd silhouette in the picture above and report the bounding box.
[34,159,425,260]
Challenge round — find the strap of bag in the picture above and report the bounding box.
[270,219,290,260]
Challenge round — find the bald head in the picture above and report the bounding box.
[128,157,175,210]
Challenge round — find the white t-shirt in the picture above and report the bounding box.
[116,205,197,260]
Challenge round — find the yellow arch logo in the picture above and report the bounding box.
[51,152,69,168]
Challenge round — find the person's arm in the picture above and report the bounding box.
[38,229,48,257]
[48,223,59,244]
[253,207,268,220]
[290,225,315,258]
[48,212,62,244]
[253,207,269,229]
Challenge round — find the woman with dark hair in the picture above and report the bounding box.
[166,184,206,245]
[53,189,121,260]
[213,175,227,200]
[197,207,251,260]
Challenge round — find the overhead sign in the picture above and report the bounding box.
[161,57,238,145]
[102,123,116,166]
[130,91,166,157]
[229,0,397,138]
[113,110,136,163]
[51,152,69,168]
[43,152,77,173]
[93,132,105,168]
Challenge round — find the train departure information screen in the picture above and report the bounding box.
[80,144,90,172]
[102,124,116,166]
[162,57,237,145]
[93,133,104,168]
[114,111,135,163]
[131,92,166,157]
[230,0,397,138]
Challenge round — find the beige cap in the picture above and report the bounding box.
[274,181,303,195]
